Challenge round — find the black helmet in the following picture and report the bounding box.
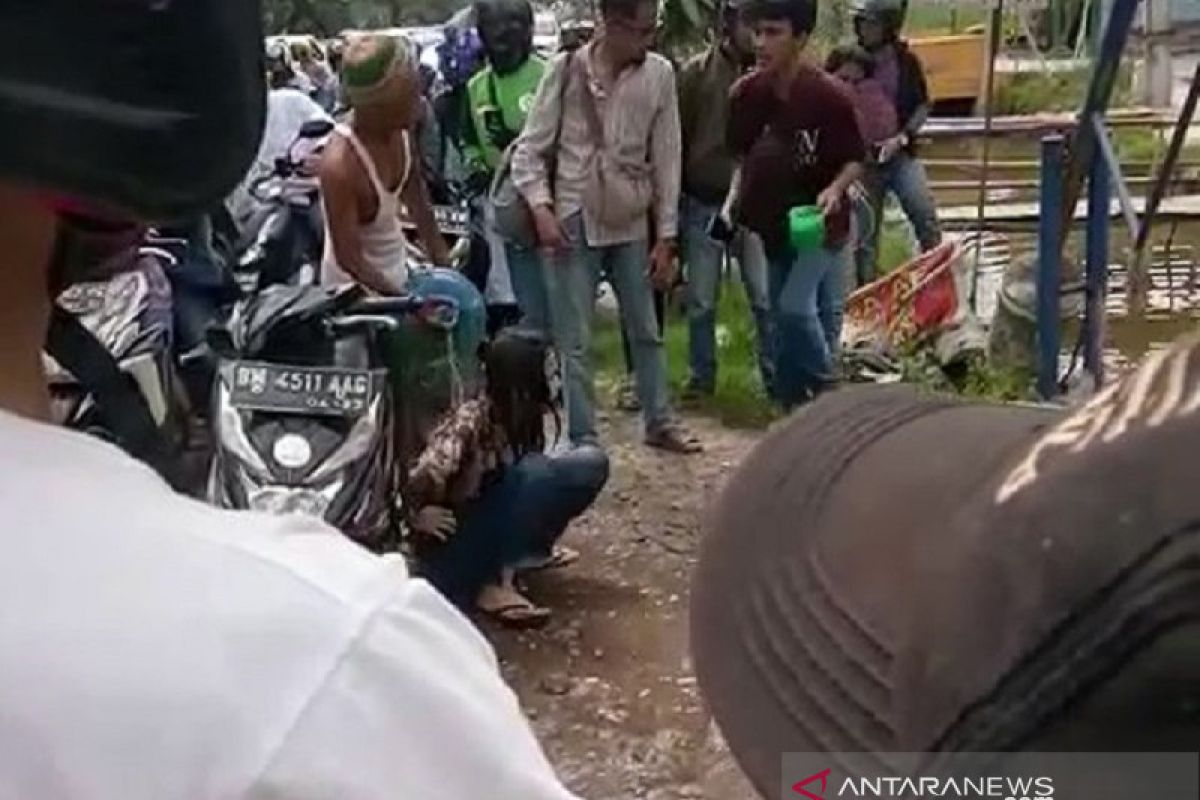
[0,1,266,222]
[719,0,747,27]
[851,0,906,36]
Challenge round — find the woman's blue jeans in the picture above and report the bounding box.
[768,243,849,409]
[419,445,610,609]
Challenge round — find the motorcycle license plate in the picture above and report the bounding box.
[433,206,467,235]
[228,361,377,417]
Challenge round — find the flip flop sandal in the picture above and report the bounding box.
[519,545,581,572]
[479,599,552,630]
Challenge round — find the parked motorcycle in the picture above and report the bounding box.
[205,283,460,548]
[44,242,191,484]
[233,118,333,293]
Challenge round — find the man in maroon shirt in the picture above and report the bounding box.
[728,0,865,409]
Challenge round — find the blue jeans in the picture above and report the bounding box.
[545,213,673,444]
[681,196,773,394]
[768,243,849,409]
[506,242,550,334]
[855,152,942,286]
[419,445,609,609]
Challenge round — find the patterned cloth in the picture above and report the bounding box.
[404,397,508,514]
[843,240,965,351]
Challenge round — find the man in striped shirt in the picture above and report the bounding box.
[511,0,702,453]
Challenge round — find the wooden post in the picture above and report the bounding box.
[970,0,1005,307]
[1144,0,1173,107]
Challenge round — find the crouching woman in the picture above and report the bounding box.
[406,327,609,627]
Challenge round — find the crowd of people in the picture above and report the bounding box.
[237,0,949,627]
[449,0,942,421]
[2,2,1196,798]
[260,0,944,421]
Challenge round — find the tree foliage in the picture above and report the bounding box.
[262,0,466,35]
[659,0,718,58]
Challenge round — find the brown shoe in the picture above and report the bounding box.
[645,421,703,454]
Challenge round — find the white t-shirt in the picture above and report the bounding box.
[0,410,578,800]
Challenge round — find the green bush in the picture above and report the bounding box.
[994,64,1132,115]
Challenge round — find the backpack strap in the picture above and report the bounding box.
[575,56,605,149]
[45,304,185,490]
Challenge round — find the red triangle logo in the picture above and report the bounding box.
[792,768,831,800]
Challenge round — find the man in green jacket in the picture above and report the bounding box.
[465,0,549,332]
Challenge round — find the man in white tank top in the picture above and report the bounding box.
[320,34,450,294]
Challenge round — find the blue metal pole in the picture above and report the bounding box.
[1037,135,1066,399]
[1085,145,1110,386]
[1057,0,1140,247]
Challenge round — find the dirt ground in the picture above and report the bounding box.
[483,408,761,800]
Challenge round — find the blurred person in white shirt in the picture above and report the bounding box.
[0,3,580,798]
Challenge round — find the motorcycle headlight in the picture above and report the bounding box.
[248,487,331,518]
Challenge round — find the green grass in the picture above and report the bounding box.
[994,64,1133,115]
[957,361,1036,401]
[904,7,989,35]
[878,220,915,275]
[896,343,1037,401]
[590,271,1037,430]
[592,287,780,429]
[995,70,1091,115]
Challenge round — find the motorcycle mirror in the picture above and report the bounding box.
[299,119,335,140]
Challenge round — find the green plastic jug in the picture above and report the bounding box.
[788,205,826,252]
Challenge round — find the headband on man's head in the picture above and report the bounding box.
[341,35,415,106]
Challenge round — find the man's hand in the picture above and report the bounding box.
[878,133,908,164]
[411,506,457,542]
[428,236,453,268]
[532,204,567,252]
[816,186,845,217]
[649,238,678,291]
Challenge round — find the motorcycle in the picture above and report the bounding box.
[44,241,192,485]
[205,283,461,548]
[233,118,333,293]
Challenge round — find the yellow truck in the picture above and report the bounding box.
[909,31,988,106]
